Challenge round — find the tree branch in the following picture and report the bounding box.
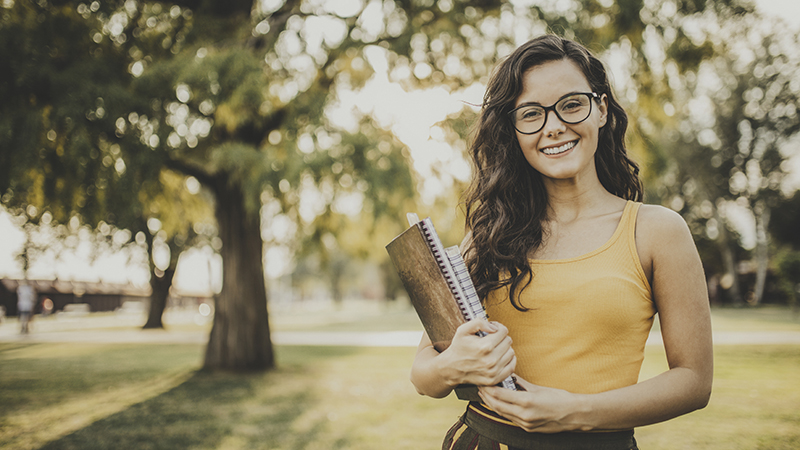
[164,155,216,186]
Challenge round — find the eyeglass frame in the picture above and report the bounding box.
[508,92,601,135]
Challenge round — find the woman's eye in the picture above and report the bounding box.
[561,101,582,110]
[521,109,542,120]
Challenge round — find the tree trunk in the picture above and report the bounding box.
[716,209,744,306]
[204,178,274,371]
[330,257,345,305]
[720,241,743,306]
[142,229,179,329]
[143,267,175,328]
[753,206,770,305]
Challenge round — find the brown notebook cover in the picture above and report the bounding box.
[385,222,480,401]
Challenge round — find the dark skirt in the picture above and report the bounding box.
[442,403,638,450]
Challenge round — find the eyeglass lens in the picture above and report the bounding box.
[512,93,593,134]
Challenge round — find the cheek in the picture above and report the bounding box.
[515,132,539,151]
[518,142,544,171]
[512,134,536,166]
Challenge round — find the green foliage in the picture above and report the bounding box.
[772,249,800,307]
[1,0,131,225]
[770,193,800,250]
[636,4,800,304]
[4,0,800,339]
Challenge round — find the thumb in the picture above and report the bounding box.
[456,318,498,337]
[511,374,534,392]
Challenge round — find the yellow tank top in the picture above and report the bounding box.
[485,201,655,394]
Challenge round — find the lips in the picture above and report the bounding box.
[541,140,577,156]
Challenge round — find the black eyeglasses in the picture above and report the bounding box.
[509,92,600,135]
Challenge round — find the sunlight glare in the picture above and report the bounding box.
[339,45,486,202]
[323,0,363,18]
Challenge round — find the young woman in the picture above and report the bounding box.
[410,35,713,450]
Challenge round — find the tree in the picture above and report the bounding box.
[110,0,536,370]
[139,169,215,328]
[0,1,217,325]
[2,0,518,370]
[770,193,800,311]
[7,0,779,371]
[649,8,800,305]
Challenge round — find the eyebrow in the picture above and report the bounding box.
[514,90,585,108]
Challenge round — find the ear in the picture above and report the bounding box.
[598,93,609,127]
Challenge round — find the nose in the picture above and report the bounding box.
[542,109,566,136]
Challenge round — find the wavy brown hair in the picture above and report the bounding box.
[463,35,643,311]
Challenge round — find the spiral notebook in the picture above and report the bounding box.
[385,214,516,401]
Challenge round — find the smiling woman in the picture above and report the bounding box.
[409,35,713,450]
[512,60,607,183]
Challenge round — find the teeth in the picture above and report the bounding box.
[542,140,576,155]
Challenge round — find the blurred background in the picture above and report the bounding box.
[1,0,799,448]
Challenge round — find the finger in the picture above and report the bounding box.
[457,322,510,353]
[478,387,528,427]
[492,335,514,354]
[477,385,498,407]
[484,336,514,366]
[510,375,536,392]
[455,319,498,337]
[490,321,509,335]
[478,386,519,421]
[495,355,517,383]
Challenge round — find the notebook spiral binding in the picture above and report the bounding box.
[418,218,517,392]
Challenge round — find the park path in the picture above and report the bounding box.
[2,317,800,346]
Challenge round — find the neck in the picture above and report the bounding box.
[543,175,616,223]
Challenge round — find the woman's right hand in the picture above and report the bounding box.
[438,319,516,388]
[410,319,516,398]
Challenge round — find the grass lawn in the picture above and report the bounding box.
[0,305,798,449]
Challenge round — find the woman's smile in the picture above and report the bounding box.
[540,139,578,156]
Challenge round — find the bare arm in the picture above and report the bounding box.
[478,206,713,431]
[410,319,517,398]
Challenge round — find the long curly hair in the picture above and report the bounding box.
[463,35,642,311]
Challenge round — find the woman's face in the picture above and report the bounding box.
[513,59,608,184]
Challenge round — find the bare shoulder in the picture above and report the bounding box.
[635,204,698,275]
[636,204,692,242]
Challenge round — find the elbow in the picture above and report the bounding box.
[409,370,422,395]
[409,372,427,397]
[690,389,711,412]
[696,382,712,410]
[410,369,451,399]
[691,371,713,412]
[409,369,432,397]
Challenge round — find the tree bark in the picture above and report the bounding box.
[753,205,770,305]
[716,209,744,306]
[204,177,274,371]
[143,266,175,329]
[719,241,743,306]
[330,256,345,305]
[142,224,180,330]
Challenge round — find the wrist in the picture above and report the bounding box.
[436,350,464,390]
[564,393,596,432]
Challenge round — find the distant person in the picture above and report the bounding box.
[410,35,712,449]
[41,297,54,317]
[17,281,35,334]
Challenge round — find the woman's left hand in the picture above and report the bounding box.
[478,376,589,433]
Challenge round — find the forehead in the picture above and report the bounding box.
[515,59,591,107]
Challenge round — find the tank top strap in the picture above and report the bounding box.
[617,200,650,292]
[621,201,640,243]
[613,200,637,251]
[605,200,639,257]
